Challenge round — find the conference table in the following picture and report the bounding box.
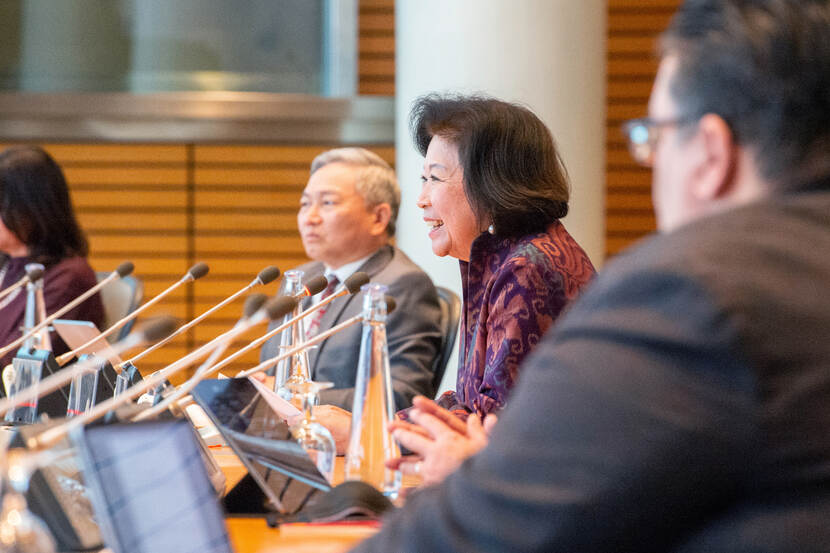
[213,447,418,553]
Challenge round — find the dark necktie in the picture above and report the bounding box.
[306,275,339,337]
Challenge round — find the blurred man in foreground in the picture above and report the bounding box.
[351,1,830,551]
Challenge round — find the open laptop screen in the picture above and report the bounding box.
[73,419,232,553]
[191,378,330,515]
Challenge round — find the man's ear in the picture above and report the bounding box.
[370,203,392,236]
[692,113,738,201]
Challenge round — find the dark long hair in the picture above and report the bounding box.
[410,93,570,238]
[0,146,89,264]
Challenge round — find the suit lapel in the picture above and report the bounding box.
[309,246,394,376]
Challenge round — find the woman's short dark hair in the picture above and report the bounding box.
[410,93,570,238]
[0,146,89,264]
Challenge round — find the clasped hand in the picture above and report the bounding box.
[386,396,497,487]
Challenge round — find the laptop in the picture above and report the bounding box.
[191,377,330,516]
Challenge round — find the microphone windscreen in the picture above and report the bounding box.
[344,271,370,294]
[139,316,178,342]
[264,296,298,321]
[384,295,397,314]
[116,261,135,278]
[188,262,210,281]
[243,293,268,318]
[25,266,43,282]
[257,265,281,285]
[303,275,329,296]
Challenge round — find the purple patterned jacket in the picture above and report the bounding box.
[437,221,595,418]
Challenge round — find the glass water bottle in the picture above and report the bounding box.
[273,270,312,408]
[344,283,401,498]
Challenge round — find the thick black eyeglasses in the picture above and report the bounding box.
[621,116,696,167]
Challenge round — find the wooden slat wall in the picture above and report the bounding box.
[0,143,394,382]
[606,0,681,256]
[358,0,395,95]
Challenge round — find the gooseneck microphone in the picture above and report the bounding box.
[55,262,211,366]
[236,294,396,380]
[117,265,281,371]
[29,296,297,450]
[207,270,369,377]
[133,274,361,421]
[0,265,44,302]
[133,293,273,421]
[0,316,177,417]
[302,274,330,298]
[0,261,135,360]
[169,293,270,390]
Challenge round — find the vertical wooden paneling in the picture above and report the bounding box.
[358,0,395,95]
[0,142,394,379]
[605,1,681,256]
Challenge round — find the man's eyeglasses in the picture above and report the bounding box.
[621,117,696,167]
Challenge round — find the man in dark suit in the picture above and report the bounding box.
[260,147,442,413]
[351,1,830,551]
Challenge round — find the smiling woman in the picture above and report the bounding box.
[409,93,597,419]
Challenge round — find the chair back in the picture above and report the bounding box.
[96,272,144,342]
[433,286,461,391]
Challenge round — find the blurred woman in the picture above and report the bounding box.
[0,146,103,367]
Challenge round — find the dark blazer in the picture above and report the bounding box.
[260,245,442,410]
[351,185,830,553]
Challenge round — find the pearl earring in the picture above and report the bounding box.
[487,224,495,235]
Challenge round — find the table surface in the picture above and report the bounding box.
[213,447,416,553]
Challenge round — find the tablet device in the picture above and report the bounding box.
[191,378,330,515]
[72,419,232,553]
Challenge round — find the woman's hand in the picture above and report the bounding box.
[387,396,497,486]
[313,404,352,455]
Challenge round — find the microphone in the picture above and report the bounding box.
[213,270,368,380]
[302,274,329,297]
[0,316,176,417]
[132,293,272,421]
[0,265,44,301]
[28,296,297,450]
[0,261,135,359]
[175,293,269,384]
[131,274,328,421]
[236,293,397,380]
[307,271,369,315]
[229,272,370,370]
[116,265,280,371]
[55,262,210,366]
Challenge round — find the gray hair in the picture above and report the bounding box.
[310,147,401,236]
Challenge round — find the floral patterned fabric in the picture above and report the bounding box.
[437,221,596,418]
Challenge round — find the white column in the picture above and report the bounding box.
[395,0,606,391]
